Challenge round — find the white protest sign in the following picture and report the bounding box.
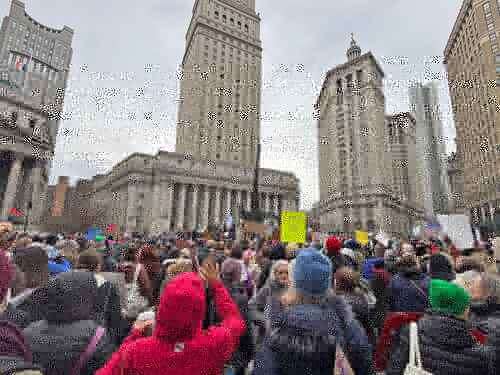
[437,214,474,250]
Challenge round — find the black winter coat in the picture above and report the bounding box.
[387,313,496,375]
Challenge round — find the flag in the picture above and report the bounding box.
[9,207,24,217]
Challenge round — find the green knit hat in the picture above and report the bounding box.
[429,279,471,316]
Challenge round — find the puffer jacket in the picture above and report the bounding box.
[23,272,116,375]
[387,266,430,313]
[386,313,496,375]
[253,295,374,375]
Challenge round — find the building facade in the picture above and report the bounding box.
[316,38,423,237]
[0,0,73,228]
[175,0,262,167]
[72,151,299,234]
[409,82,450,216]
[444,0,500,227]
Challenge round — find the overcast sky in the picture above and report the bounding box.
[1,0,463,209]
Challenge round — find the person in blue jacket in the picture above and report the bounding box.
[253,248,374,375]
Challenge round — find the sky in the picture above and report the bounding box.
[1,0,463,209]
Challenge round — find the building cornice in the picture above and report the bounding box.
[443,0,472,64]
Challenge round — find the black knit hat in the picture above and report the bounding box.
[429,253,455,281]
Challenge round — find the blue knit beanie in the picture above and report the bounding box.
[293,248,332,297]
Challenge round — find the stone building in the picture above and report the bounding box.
[316,37,423,237]
[409,82,450,216]
[444,0,500,226]
[56,0,300,235]
[176,0,262,167]
[72,151,299,234]
[0,0,73,229]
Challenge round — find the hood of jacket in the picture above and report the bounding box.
[43,271,98,323]
[154,272,205,342]
[268,295,353,363]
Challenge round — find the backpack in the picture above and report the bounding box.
[0,357,44,375]
[122,264,149,319]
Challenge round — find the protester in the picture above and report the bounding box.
[96,264,245,375]
[428,253,455,281]
[137,245,162,306]
[335,266,374,340]
[253,248,373,375]
[76,249,129,345]
[387,253,430,313]
[118,246,152,321]
[220,256,256,375]
[2,246,49,328]
[249,260,289,335]
[324,236,346,274]
[24,271,116,375]
[387,279,496,375]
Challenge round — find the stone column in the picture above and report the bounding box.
[273,194,279,215]
[29,162,43,227]
[236,190,242,211]
[1,156,24,220]
[164,182,175,231]
[264,193,271,213]
[246,190,252,212]
[201,186,210,230]
[151,178,161,224]
[191,185,199,231]
[214,188,221,226]
[176,183,186,230]
[225,189,232,216]
[126,183,137,232]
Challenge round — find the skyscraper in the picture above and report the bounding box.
[444,0,500,227]
[0,0,73,227]
[409,82,450,216]
[175,0,262,167]
[316,38,423,236]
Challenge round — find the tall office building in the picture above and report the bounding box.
[409,82,450,217]
[316,38,423,237]
[0,0,73,226]
[444,0,500,226]
[175,0,262,167]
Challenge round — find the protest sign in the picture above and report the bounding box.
[280,211,307,244]
[437,215,474,250]
[355,230,369,246]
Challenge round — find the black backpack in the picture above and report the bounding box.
[0,356,44,375]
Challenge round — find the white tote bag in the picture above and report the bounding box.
[404,322,433,375]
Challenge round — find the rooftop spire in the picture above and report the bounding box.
[347,33,361,61]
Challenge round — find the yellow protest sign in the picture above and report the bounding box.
[280,211,307,244]
[355,230,369,246]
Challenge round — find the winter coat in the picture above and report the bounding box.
[96,273,246,375]
[387,267,430,313]
[252,295,374,375]
[362,257,384,281]
[23,272,116,375]
[386,313,496,375]
[226,285,256,370]
[470,301,500,336]
[340,292,373,339]
[1,288,46,329]
[249,279,287,330]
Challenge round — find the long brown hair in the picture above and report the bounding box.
[280,287,333,307]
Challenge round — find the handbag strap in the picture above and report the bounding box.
[409,279,427,301]
[71,326,105,375]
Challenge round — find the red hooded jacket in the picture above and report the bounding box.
[96,272,245,375]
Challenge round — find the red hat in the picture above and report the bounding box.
[325,236,343,256]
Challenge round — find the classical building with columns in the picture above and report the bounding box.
[316,37,423,237]
[0,0,73,228]
[71,151,299,234]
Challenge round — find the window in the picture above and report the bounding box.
[222,15,227,23]
[230,18,234,24]
[215,11,219,17]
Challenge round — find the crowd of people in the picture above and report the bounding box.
[0,220,499,374]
